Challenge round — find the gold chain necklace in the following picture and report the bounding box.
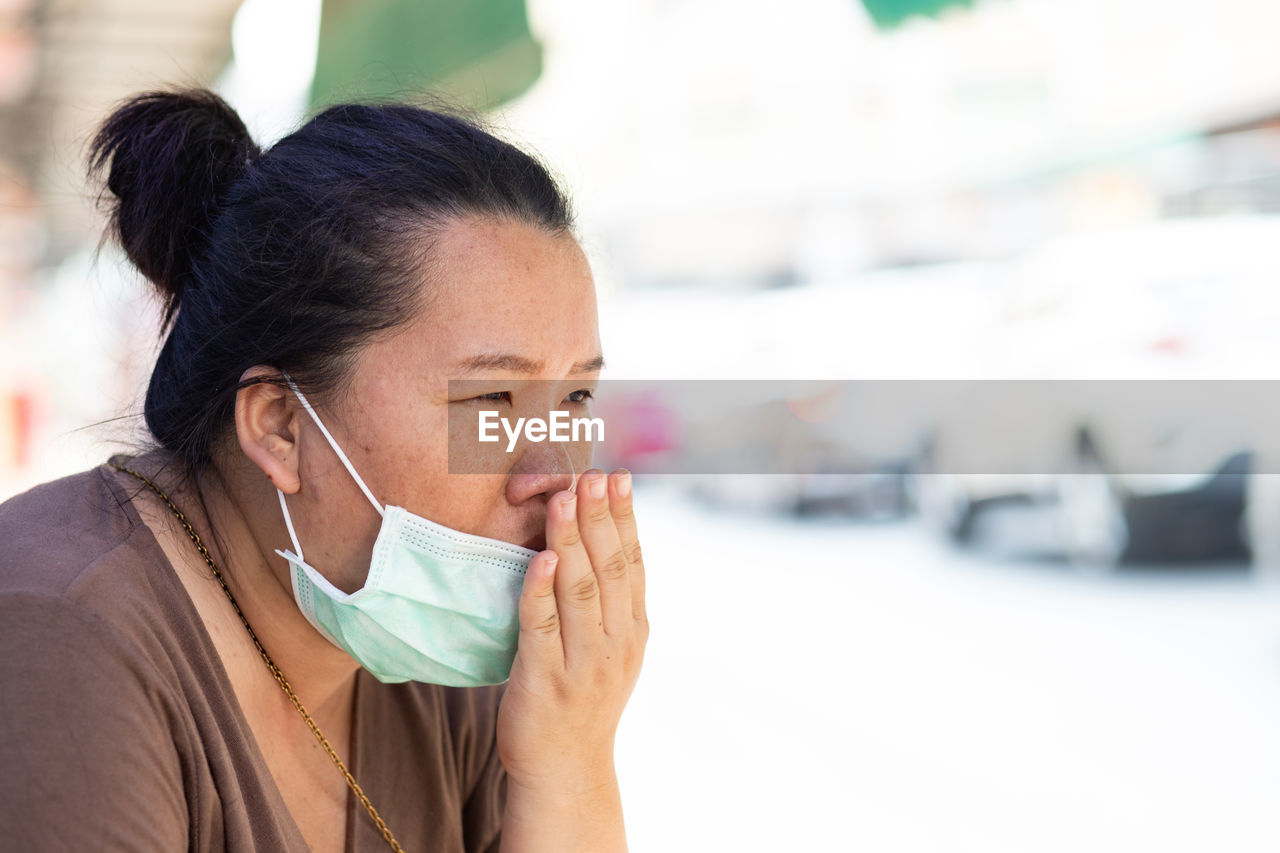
[111,463,405,853]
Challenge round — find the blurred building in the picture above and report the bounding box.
[504,0,1280,280]
[0,0,241,494]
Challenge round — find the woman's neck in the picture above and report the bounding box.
[134,448,362,721]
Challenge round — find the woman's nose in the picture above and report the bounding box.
[505,445,579,503]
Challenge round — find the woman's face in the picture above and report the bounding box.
[291,215,600,591]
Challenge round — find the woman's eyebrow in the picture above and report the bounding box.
[452,352,605,375]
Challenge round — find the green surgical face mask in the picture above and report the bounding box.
[274,374,560,687]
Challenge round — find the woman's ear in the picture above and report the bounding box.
[235,366,302,495]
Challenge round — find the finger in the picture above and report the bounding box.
[576,469,632,638]
[515,550,565,674]
[608,468,646,624]
[546,489,604,662]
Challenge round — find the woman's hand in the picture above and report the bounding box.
[497,467,647,853]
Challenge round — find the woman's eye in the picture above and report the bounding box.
[461,389,591,405]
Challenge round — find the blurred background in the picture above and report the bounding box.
[3,0,1280,849]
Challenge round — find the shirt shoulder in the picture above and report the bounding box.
[0,461,200,658]
[0,461,315,851]
[0,462,144,594]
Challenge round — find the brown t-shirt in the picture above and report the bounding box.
[0,460,507,852]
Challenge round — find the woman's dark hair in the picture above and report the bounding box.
[90,88,574,469]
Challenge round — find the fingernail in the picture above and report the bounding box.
[543,552,558,576]
[616,469,632,498]
[588,471,606,499]
[559,493,577,520]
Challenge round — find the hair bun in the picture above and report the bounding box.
[89,89,259,321]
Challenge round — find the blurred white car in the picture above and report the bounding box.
[609,263,1005,515]
[916,216,1280,568]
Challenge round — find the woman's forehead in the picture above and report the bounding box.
[379,218,600,379]
[431,217,593,310]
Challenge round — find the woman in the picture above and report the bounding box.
[0,90,646,852]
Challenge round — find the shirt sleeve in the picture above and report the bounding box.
[456,683,508,853]
[0,594,190,851]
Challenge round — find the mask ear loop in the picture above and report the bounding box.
[278,488,306,561]
[280,370,385,518]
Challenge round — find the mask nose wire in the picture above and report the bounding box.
[565,442,578,494]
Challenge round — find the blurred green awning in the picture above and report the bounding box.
[860,0,976,29]
[310,0,541,110]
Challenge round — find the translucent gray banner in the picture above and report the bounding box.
[445,379,1279,476]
